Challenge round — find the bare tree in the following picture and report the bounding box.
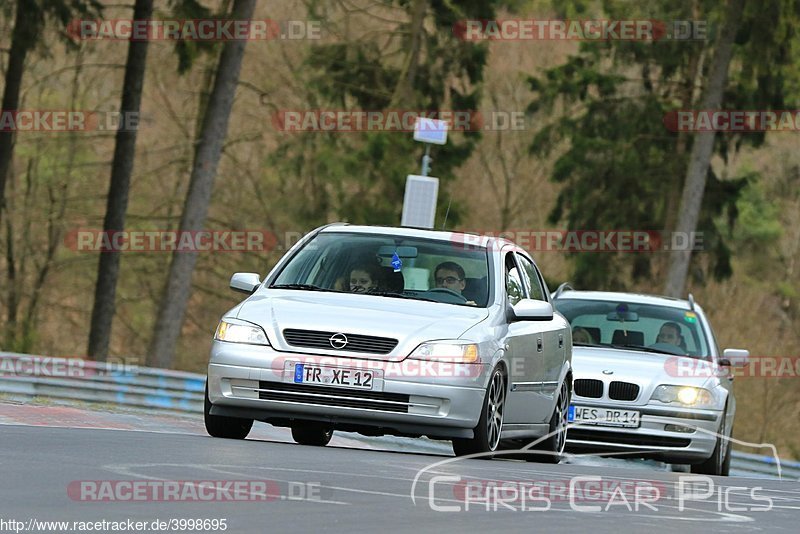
[0,0,100,227]
[147,0,257,368]
[663,0,746,297]
[87,0,154,361]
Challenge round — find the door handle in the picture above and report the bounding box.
[537,338,543,353]
[558,333,564,349]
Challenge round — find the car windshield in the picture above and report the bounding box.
[554,298,710,359]
[271,231,490,307]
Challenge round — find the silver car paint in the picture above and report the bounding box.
[206,224,572,441]
[556,290,735,463]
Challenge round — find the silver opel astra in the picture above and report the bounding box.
[205,224,572,459]
[552,287,749,476]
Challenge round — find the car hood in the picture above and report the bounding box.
[236,289,490,361]
[571,346,719,405]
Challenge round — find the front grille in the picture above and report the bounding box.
[574,379,604,398]
[568,429,691,448]
[283,329,398,354]
[258,381,410,413]
[609,381,640,401]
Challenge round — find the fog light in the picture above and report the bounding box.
[664,424,695,433]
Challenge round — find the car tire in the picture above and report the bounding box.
[524,380,569,464]
[291,423,334,446]
[691,410,731,476]
[452,367,506,457]
[204,383,253,439]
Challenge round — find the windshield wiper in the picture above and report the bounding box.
[610,343,678,355]
[270,283,331,292]
[366,291,438,303]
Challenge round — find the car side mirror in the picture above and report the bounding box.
[230,272,261,294]
[509,299,554,322]
[722,348,749,367]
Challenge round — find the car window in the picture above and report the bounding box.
[504,253,524,306]
[516,253,546,301]
[553,298,710,359]
[271,231,490,307]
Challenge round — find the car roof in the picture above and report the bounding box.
[318,223,512,249]
[553,290,694,310]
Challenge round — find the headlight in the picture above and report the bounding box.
[651,385,715,407]
[408,342,479,363]
[214,320,269,345]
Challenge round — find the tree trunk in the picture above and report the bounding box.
[147,0,256,368]
[87,0,155,361]
[663,0,745,297]
[0,0,40,227]
[388,0,427,108]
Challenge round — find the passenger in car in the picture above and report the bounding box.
[348,264,382,293]
[572,326,594,344]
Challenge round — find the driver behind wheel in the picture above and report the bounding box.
[434,261,476,305]
[656,321,683,347]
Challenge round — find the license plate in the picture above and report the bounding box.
[293,364,374,390]
[568,405,640,428]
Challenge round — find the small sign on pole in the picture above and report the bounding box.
[400,175,439,229]
[413,117,448,145]
[400,118,448,229]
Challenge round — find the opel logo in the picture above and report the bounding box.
[329,333,348,349]
[602,370,614,375]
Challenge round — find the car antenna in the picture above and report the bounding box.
[441,196,452,230]
[688,293,696,311]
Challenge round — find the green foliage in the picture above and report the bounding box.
[529,0,800,289]
[164,0,216,74]
[729,177,783,251]
[268,0,498,228]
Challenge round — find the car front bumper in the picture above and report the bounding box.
[206,341,491,439]
[565,401,723,463]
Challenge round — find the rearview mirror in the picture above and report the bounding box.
[230,272,261,294]
[510,299,554,321]
[376,245,418,258]
[606,311,639,322]
[722,348,749,367]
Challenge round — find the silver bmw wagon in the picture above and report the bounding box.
[205,224,572,459]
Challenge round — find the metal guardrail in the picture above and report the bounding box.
[1,352,798,479]
[0,352,204,413]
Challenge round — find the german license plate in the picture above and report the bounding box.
[293,364,374,390]
[568,405,640,428]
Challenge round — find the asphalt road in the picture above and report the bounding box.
[2,418,799,533]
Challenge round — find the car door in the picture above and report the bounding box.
[516,252,568,422]
[502,249,549,426]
